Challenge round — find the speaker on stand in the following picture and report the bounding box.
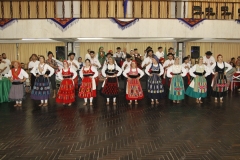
[56,46,65,61]
[191,46,200,64]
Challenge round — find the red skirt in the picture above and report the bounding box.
[56,79,75,103]
[126,78,144,100]
[101,77,119,98]
[78,77,96,98]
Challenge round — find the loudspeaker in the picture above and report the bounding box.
[56,46,65,61]
[191,46,200,59]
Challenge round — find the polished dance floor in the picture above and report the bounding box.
[0,86,240,159]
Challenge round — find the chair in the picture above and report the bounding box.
[193,6,204,17]
[205,7,216,18]
[221,6,232,18]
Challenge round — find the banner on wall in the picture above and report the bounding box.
[0,19,17,30]
[110,18,139,30]
[178,18,205,29]
[47,18,79,32]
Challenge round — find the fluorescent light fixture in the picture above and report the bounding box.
[77,38,104,40]
[22,38,52,41]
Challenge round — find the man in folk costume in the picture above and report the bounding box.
[210,54,232,103]
[133,48,142,69]
[163,53,174,92]
[122,54,133,92]
[113,47,126,67]
[67,52,79,91]
[182,57,191,90]
[0,55,8,76]
[123,60,144,105]
[89,51,101,86]
[56,60,77,106]
[7,61,29,107]
[155,47,164,59]
[203,51,215,97]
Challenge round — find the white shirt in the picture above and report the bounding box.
[163,59,175,70]
[7,68,29,79]
[155,51,164,59]
[203,56,215,68]
[145,63,164,76]
[57,68,77,80]
[167,65,187,78]
[189,64,210,78]
[85,53,91,60]
[123,67,144,79]
[28,60,40,69]
[90,57,101,69]
[210,62,232,74]
[141,57,152,68]
[67,59,79,71]
[101,64,122,77]
[113,52,126,59]
[121,60,132,71]
[0,62,8,75]
[31,63,54,77]
[2,58,11,66]
[79,66,98,79]
[182,63,191,73]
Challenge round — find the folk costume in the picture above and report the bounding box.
[167,63,187,102]
[56,61,77,105]
[123,61,144,103]
[79,66,98,104]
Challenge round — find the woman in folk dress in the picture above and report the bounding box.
[56,60,77,106]
[101,57,122,105]
[79,59,98,106]
[167,57,187,103]
[211,54,232,103]
[185,56,210,103]
[7,61,29,107]
[31,56,54,107]
[123,60,144,105]
[145,55,165,104]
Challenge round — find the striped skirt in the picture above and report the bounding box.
[31,75,50,100]
[169,75,185,100]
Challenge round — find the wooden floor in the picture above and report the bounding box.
[0,88,240,160]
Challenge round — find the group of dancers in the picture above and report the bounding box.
[3,47,233,107]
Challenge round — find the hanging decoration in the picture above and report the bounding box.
[0,18,17,30]
[178,18,205,29]
[47,18,79,32]
[110,18,139,30]
[123,0,129,18]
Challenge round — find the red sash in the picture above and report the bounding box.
[11,68,21,80]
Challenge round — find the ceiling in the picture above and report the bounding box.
[1,38,240,43]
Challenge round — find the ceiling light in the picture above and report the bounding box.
[77,38,104,40]
[22,39,52,40]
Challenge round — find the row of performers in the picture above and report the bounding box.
[6,53,231,107]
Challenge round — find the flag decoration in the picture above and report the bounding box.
[176,49,179,57]
[123,0,129,18]
[164,47,167,59]
[47,18,79,32]
[110,18,139,30]
[178,18,205,29]
[0,18,17,30]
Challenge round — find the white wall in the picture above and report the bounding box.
[0,19,239,39]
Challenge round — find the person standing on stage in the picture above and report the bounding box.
[141,49,153,69]
[45,51,58,98]
[123,60,144,105]
[77,57,84,88]
[167,57,187,103]
[145,55,164,104]
[163,53,175,91]
[67,52,79,91]
[155,47,164,59]
[31,56,54,107]
[211,54,232,103]
[28,54,39,90]
[113,47,125,67]
[79,59,98,106]
[56,60,77,106]
[182,57,191,90]
[203,51,215,97]
[98,46,106,68]
[7,61,29,107]
[101,57,122,105]
[185,56,210,103]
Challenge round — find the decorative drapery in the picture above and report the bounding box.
[178,18,205,28]
[110,18,139,30]
[47,18,79,31]
[0,18,17,30]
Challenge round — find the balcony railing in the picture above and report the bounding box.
[0,0,239,19]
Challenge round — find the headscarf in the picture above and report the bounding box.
[152,55,159,63]
[11,60,21,80]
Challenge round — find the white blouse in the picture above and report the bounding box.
[145,63,164,76]
[28,60,40,69]
[210,62,232,74]
[31,63,54,77]
[123,68,144,79]
[7,68,29,79]
[167,65,187,78]
[182,63,191,73]
[101,64,122,77]
[67,60,79,71]
[163,59,175,69]
[79,66,98,79]
[141,57,152,68]
[189,64,210,78]
[57,68,77,80]
[121,60,132,71]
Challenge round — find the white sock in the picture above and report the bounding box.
[19,101,22,104]
[45,100,48,103]
[220,97,223,100]
[41,100,44,103]
[16,101,19,104]
[107,98,110,102]
[199,97,201,100]
[113,97,116,102]
[84,98,87,103]
[151,99,154,101]
[90,97,93,102]
[215,98,217,100]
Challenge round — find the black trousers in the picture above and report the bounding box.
[49,73,56,90]
[30,74,36,90]
[182,76,189,90]
[206,73,213,97]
